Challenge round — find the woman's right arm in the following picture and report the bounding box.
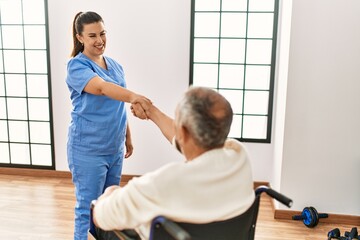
[84,76,151,106]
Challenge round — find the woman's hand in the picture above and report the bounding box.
[124,124,133,158]
[124,138,133,158]
[131,95,152,120]
[130,103,148,120]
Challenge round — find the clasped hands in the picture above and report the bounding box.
[131,96,153,120]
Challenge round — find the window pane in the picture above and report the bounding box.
[243,115,267,139]
[247,13,274,38]
[194,13,220,37]
[8,120,29,142]
[0,143,10,163]
[195,0,220,11]
[244,91,269,114]
[25,50,48,73]
[194,38,219,63]
[222,0,247,11]
[0,0,53,168]
[249,0,275,11]
[246,39,272,64]
[23,0,45,24]
[31,144,52,166]
[28,98,49,121]
[24,26,47,49]
[245,66,270,90]
[219,89,243,114]
[0,120,8,141]
[193,64,218,88]
[1,26,24,49]
[191,0,278,142]
[220,39,245,63]
[0,0,22,24]
[10,143,30,164]
[0,97,6,118]
[27,75,49,97]
[219,64,244,89]
[5,74,26,97]
[29,121,50,144]
[7,98,28,120]
[228,114,243,138]
[221,13,247,38]
[3,50,25,73]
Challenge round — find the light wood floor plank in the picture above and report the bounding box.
[0,174,358,240]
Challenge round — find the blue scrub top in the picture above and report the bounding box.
[66,52,127,155]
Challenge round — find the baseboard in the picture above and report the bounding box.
[0,167,268,187]
[0,168,268,188]
[274,209,360,226]
[0,167,138,183]
[253,181,270,189]
[0,167,72,178]
[0,166,270,189]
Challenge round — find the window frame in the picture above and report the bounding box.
[189,0,280,143]
[0,0,55,169]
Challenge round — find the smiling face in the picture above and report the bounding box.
[76,21,106,59]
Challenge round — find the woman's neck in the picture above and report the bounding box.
[83,52,107,70]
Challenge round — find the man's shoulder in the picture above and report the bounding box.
[224,138,247,154]
[136,162,186,182]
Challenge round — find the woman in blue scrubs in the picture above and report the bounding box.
[66,11,150,240]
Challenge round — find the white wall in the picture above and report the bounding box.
[272,0,292,204]
[48,0,191,173]
[47,0,360,215]
[48,0,275,180]
[280,0,360,215]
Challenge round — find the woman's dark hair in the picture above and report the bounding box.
[71,11,104,57]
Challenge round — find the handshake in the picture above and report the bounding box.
[130,95,154,120]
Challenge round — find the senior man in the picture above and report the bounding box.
[92,86,255,240]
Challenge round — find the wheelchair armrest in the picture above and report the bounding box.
[255,186,293,208]
[152,216,191,240]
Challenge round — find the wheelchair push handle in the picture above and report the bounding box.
[255,186,293,208]
[266,188,293,207]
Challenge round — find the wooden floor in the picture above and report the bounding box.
[0,173,357,240]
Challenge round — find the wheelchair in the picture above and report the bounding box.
[90,186,293,240]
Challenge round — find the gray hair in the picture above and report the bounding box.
[176,87,233,149]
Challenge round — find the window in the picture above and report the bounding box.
[0,0,54,169]
[190,0,279,142]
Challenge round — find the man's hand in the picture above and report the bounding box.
[130,95,152,119]
[98,185,120,201]
[131,102,151,120]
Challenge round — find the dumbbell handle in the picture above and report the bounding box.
[345,227,358,239]
[292,213,328,220]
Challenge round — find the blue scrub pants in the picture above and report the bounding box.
[68,149,123,240]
